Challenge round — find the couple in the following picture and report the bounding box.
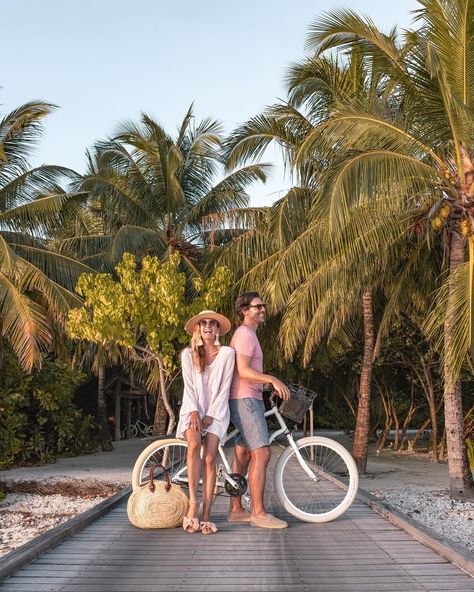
[176,291,290,535]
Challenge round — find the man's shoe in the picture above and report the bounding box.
[227,509,252,523]
[250,513,288,529]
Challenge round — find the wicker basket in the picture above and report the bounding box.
[127,464,189,529]
[278,383,317,424]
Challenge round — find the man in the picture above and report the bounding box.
[228,291,290,529]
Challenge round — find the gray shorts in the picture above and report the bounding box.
[229,397,270,451]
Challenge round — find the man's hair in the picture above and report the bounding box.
[235,291,261,321]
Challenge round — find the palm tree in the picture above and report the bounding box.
[57,106,268,273]
[218,49,418,474]
[293,1,474,498]
[0,101,94,371]
[219,3,472,496]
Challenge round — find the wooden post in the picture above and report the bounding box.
[114,380,121,442]
[126,398,132,440]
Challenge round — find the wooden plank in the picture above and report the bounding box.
[0,486,131,581]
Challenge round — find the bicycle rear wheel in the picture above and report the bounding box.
[274,436,359,523]
[131,438,221,502]
[132,439,190,491]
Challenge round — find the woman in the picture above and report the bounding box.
[176,309,235,535]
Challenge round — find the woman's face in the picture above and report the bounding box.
[199,319,219,342]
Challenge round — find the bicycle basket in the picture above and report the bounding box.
[278,384,317,424]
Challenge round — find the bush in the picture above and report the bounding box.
[0,349,99,468]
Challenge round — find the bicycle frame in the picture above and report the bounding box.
[169,401,318,493]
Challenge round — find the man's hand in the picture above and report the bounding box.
[271,378,290,400]
[202,415,214,429]
[189,410,202,431]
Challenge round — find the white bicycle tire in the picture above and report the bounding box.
[131,438,220,501]
[132,438,187,491]
[274,436,359,523]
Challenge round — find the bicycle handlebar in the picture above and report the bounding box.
[269,390,281,408]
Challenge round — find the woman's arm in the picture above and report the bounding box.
[180,349,201,413]
[207,349,235,421]
[181,349,202,431]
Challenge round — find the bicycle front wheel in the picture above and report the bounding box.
[274,436,359,523]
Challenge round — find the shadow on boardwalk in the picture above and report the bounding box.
[1,452,473,592]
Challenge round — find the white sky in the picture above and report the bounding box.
[1,0,417,205]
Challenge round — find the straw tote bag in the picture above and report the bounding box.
[127,464,189,529]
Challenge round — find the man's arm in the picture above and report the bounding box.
[236,353,290,400]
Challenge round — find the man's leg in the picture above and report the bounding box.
[248,445,271,517]
[229,444,250,513]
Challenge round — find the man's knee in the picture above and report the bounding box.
[251,445,271,465]
[235,444,251,462]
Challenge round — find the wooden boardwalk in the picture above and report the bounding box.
[1,452,473,592]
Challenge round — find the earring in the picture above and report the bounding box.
[214,334,220,346]
[196,338,204,346]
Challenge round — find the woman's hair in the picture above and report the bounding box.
[190,325,206,373]
[235,291,261,321]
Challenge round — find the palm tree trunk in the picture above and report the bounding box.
[444,231,474,499]
[422,358,439,462]
[352,289,375,474]
[152,355,176,436]
[98,366,113,452]
[153,397,168,435]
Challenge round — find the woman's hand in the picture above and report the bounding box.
[202,415,214,429]
[189,411,202,432]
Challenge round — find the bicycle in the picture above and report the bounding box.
[131,384,359,523]
[130,419,154,438]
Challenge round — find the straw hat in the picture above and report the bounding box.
[185,310,232,336]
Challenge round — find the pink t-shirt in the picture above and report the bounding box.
[229,325,264,400]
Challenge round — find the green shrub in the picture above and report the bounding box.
[0,349,99,468]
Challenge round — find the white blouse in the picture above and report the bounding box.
[176,346,235,443]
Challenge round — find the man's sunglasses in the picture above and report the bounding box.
[248,303,266,310]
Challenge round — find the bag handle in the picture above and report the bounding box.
[148,464,171,493]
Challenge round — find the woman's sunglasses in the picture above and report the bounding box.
[198,319,219,327]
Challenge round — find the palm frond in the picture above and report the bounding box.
[424,261,469,386]
[8,245,96,291]
[0,271,51,371]
[108,226,168,263]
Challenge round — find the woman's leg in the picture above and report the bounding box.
[185,428,202,518]
[201,433,220,521]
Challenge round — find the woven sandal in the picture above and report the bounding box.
[200,521,218,535]
[183,516,200,533]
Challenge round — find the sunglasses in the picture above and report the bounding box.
[248,303,266,310]
[198,319,219,327]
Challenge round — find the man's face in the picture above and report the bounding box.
[244,297,266,325]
